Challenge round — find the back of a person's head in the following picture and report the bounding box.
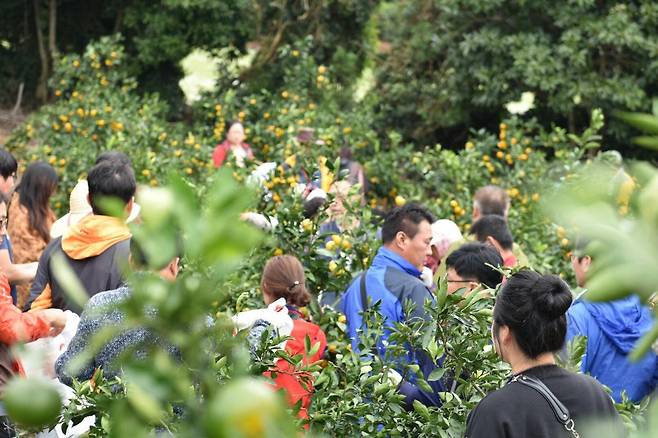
[494,270,572,358]
[446,242,503,288]
[261,255,311,307]
[471,215,514,250]
[16,162,59,241]
[87,161,136,215]
[95,151,132,167]
[473,185,509,216]
[381,203,436,244]
[0,149,17,179]
[303,197,326,219]
[17,162,58,199]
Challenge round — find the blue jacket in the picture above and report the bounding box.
[341,246,445,407]
[566,294,658,402]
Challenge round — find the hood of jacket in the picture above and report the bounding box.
[583,294,654,354]
[61,215,131,260]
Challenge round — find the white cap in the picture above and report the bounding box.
[430,219,463,255]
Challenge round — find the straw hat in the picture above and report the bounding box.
[50,180,142,238]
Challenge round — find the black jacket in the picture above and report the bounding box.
[465,364,623,438]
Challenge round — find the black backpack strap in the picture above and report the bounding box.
[360,271,368,311]
[511,374,579,437]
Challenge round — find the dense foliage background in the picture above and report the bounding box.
[3,0,658,153]
[2,1,658,437]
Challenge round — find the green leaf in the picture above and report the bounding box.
[126,382,163,424]
[50,252,89,312]
[412,400,431,420]
[416,378,433,394]
[632,136,658,151]
[308,340,321,358]
[427,368,446,382]
[629,323,658,362]
[613,111,658,135]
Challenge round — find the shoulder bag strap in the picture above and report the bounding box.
[360,271,368,312]
[511,374,580,438]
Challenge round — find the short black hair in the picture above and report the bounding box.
[445,242,503,289]
[471,215,514,250]
[95,151,132,167]
[303,197,326,219]
[381,203,435,244]
[493,270,572,359]
[0,149,17,179]
[87,161,136,215]
[473,185,509,216]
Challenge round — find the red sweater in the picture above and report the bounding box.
[265,317,327,420]
[0,272,50,388]
[212,140,254,168]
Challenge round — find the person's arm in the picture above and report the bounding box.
[404,282,434,323]
[0,273,61,344]
[55,305,98,386]
[399,380,443,408]
[397,283,447,407]
[212,143,228,168]
[25,245,53,310]
[0,249,37,284]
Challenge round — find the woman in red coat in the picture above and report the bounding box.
[212,121,254,168]
[0,193,66,391]
[258,255,327,420]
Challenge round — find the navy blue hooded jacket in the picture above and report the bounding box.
[566,294,658,402]
[341,246,446,407]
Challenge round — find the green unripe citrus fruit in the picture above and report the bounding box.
[3,377,62,429]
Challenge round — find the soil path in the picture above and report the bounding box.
[0,108,26,146]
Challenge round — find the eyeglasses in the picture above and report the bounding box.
[0,216,7,228]
[446,278,472,283]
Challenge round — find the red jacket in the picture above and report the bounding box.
[0,273,49,344]
[212,140,254,168]
[265,317,327,420]
[0,272,50,388]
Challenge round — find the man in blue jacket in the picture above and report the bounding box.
[566,246,658,402]
[342,203,446,407]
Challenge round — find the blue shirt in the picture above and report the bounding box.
[0,235,17,304]
[566,294,658,402]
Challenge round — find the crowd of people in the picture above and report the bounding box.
[0,121,654,438]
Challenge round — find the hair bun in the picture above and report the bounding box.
[534,275,572,319]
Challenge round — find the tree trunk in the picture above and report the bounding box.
[11,83,25,116]
[48,0,58,60]
[114,7,124,33]
[33,0,49,103]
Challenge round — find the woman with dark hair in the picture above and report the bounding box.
[7,162,58,306]
[212,121,254,168]
[465,270,622,438]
